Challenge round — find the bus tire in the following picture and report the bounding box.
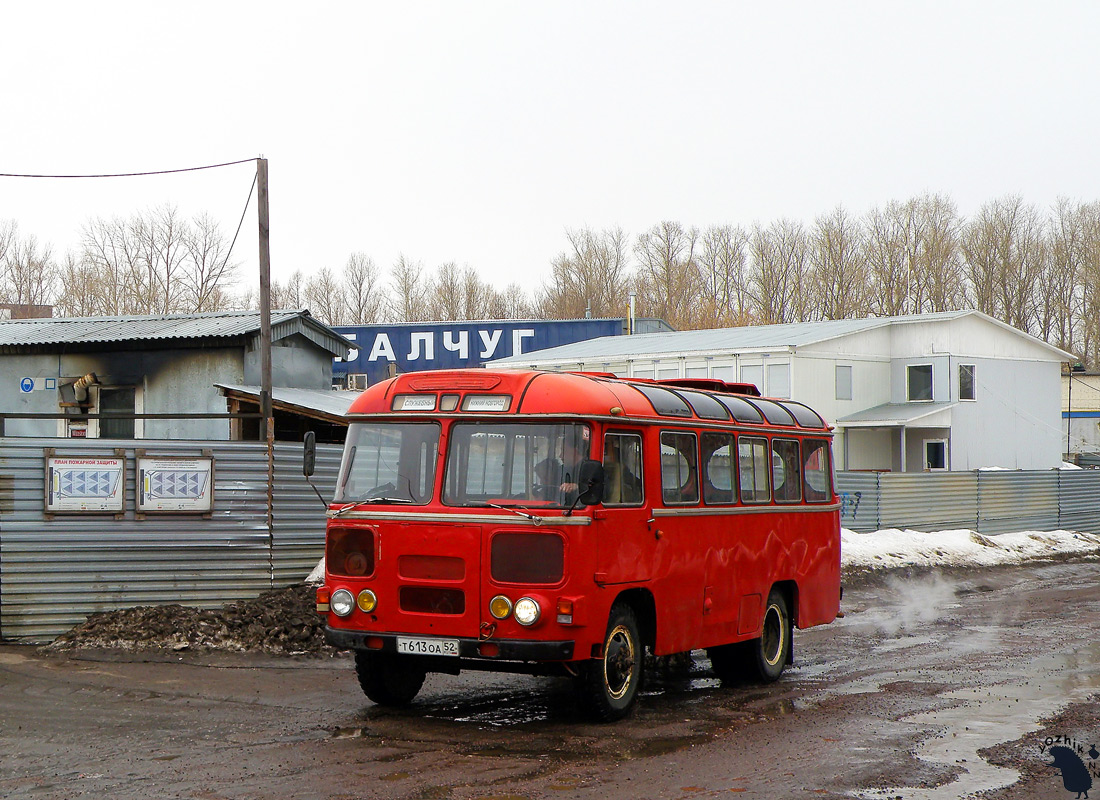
[579,603,642,722]
[748,589,790,683]
[354,651,426,706]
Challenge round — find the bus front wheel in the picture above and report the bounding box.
[354,651,426,706]
[579,603,642,722]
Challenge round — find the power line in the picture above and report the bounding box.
[0,158,257,179]
[220,172,259,278]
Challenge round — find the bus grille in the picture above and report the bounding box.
[399,586,465,615]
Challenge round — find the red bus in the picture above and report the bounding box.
[314,369,840,720]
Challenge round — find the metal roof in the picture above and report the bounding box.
[836,401,958,427]
[491,311,1074,364]
[216,383,356,422]
[0,309,354,356]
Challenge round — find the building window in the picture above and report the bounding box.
[767,363,791,399]
[836,365,853,401]
[907,364,933,402]
[959,364,976,401]
[924,439,948,470]
[99,387,137,439]
[741,365,763,394]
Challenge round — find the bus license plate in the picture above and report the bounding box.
[396,637,459,657]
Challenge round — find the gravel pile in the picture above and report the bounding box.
[46,584,337,655]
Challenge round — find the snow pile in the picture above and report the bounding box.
[842,528,1100,573]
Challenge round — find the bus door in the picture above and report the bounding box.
[594,431,654,585]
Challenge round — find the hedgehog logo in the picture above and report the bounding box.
[1049,745,1093,799]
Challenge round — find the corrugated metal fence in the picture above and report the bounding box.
[0,437,340,642]
[838,470,1100,535]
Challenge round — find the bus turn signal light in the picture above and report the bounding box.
[316,587,330,614]
[357,589,377,613]
[556,599,573,625]
[489,595,513,620]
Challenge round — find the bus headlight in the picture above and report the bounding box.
[489,595,513,620]
[331,589,355,617]
[357,589,378,613]
[514,596,541,626]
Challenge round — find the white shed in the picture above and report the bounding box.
[491,311,1073,472]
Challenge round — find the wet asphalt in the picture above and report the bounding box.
[2,560,1099,800]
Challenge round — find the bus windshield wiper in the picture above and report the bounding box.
[476,502,544,525]
[331,497,414,516]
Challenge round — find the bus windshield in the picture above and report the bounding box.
[335,422,440,504]
[443,422,592,508]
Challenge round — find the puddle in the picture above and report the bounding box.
[850,649,1100,799]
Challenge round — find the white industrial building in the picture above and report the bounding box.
[492,311,1073,472]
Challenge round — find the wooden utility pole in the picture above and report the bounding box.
[257,158,273,444]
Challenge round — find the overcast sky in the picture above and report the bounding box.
[3,2,1099,301]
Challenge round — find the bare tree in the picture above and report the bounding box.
[428,261,465,320]
[538,227,630,320]
[810,206,869,319]
[748,219,810,324]
[487,282,535,319]
[697,225,752,326]
[271,269,306,310]
[1040,198,1087,355]
[342,252,389,324]
[304,266,345,325]
[54,253,98,317]
[913,194,966,313]
[865,200,917,316]
[962,195,1046,333]
[390,255,430,322]
[634,221,701,328]
[76,207,239,316]
[183,214,237,312]
[1,224,57,308]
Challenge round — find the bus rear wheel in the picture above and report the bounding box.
[749,589,790,683]
[579,603,642,722]
[354,651,426,706]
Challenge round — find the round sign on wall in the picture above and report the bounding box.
[20,377,34,393]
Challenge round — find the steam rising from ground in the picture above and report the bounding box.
[854,572,960,637]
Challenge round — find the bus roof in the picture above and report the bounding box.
[345,369,830,432]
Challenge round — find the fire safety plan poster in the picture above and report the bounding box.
[45,456,125,513]
[137,457,214,513]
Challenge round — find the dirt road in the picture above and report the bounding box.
[2,561,1099,799]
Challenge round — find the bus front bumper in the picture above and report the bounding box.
[325,626,576,662]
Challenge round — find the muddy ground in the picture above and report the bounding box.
[3,560,1100,800]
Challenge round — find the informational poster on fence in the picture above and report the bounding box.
[137,456,214,513]
[45,456,125,513]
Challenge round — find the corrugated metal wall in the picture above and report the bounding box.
[838,472,881,532]
[978,471,1060,535]
[0,437,339,642]
[271,442,342,583]
[838,470,1100,535]
[1058,471,1100,535]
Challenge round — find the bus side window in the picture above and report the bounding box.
[701,432,736,505]
[772,439,802,503]
[602,432,644,506]
[803,438,832,503]
[661,431,699,505]
[738,436,770,503]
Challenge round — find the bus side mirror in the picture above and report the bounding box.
[576,461,605,506]
[303,431,317,477]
